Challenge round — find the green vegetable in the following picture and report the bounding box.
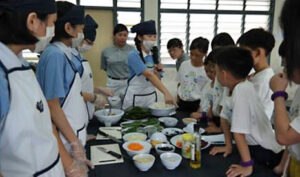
[123,107,152,120]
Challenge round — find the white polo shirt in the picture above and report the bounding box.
[220,80,282,153]
[248,68,274,120]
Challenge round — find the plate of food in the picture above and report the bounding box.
[162,128,184,137]
[170,135,211,150]
[149,102,176,117]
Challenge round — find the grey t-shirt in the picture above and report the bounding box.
[175,52,189,71]
[100,44,134,78]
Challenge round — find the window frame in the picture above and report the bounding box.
[158,0,275,66]
[78,0,144,26]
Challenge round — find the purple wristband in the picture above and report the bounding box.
[271,91,288,101]
[240,159,254,167]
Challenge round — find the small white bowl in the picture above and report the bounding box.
[155,144,175,155]
[158,117,178,127]
[150,132,167,142]
[182,118,197,125]
[123,132,147,142]
[133,154,155,172]
[160,152,182,170]
[122,141,151,157]
[94,109,124,125]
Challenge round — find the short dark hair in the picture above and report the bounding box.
[0,6,48,45]
[204,48,220,65]
[211,33,235,49]
[52,1,77,42]
[279,41,286,58]
[215,46,253,79]
[237,28,275,56]
[113,24,128,35]
[280,0,300,80]
[167,38,183,49]
[189,37,209,53]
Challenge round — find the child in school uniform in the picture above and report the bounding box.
[211,32,235,50]
[176,37,210,113]
[210,47,283,177]
[190,49,223,132]
[167,38,189,71]
[237,28,275,120]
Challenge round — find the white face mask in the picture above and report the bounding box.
[78,43,92,53]
[33,26,55,53]
[143,40,156,51]
[72,32,84,48]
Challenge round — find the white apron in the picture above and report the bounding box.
[54,44,89,150]
[122,71,157,110]
[81,60,95,120]
[107,77,127,109]
[0,61,65,177]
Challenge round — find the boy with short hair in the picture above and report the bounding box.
[167,38,189,71]
[176,37,210,113]
[210,47,283,177]
[237,28,275,120]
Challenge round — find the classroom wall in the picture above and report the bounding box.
[81,9,113,87]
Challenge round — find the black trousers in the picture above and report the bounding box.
[249,145,283,169]
[177,97,200,113]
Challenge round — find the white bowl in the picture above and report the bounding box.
[122,141,151,157]
[158,117,178,127]
[94,109,124,125]
[150,132,167,142]
[182,118,197,125]
[149,102,176,117]
[155,144,175,155]
[160,152,182,170]
[133,154,155,171]
[123,132,147,142]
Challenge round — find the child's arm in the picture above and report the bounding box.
[226,133,253,177]
[270,73,300,145]
[209,117,232,157]
[94,87,114,97]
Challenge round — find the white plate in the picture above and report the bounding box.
[162,128,184,136]
[170,135,211,150]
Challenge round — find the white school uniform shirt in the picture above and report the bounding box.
[176,60,210,101]
[212,79,224,116]
[288,86,300,161]
[248,68,274,120]
[220,80,283,153]
[200,80,214,113]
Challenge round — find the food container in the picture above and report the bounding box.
[94,109,124,125]
[149,102,176,117]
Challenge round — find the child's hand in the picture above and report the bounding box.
[209,145,232,157]
[270,73,288,92]
[226,164,253,177]
[190,112,202,119]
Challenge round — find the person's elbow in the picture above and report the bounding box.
[276,133,293,145]
[142,69,153,78]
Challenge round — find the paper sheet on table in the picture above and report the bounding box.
[96,127,122,140]
[91,144,124,166]
[202,134,225,144]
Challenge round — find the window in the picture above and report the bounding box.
[159,0,274,64]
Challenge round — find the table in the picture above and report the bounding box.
[86,112,279,177]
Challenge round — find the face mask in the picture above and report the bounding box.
[33,26,55,53]
[143,40,156,51]
[78,43,92,53]
[72,32,84,48]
